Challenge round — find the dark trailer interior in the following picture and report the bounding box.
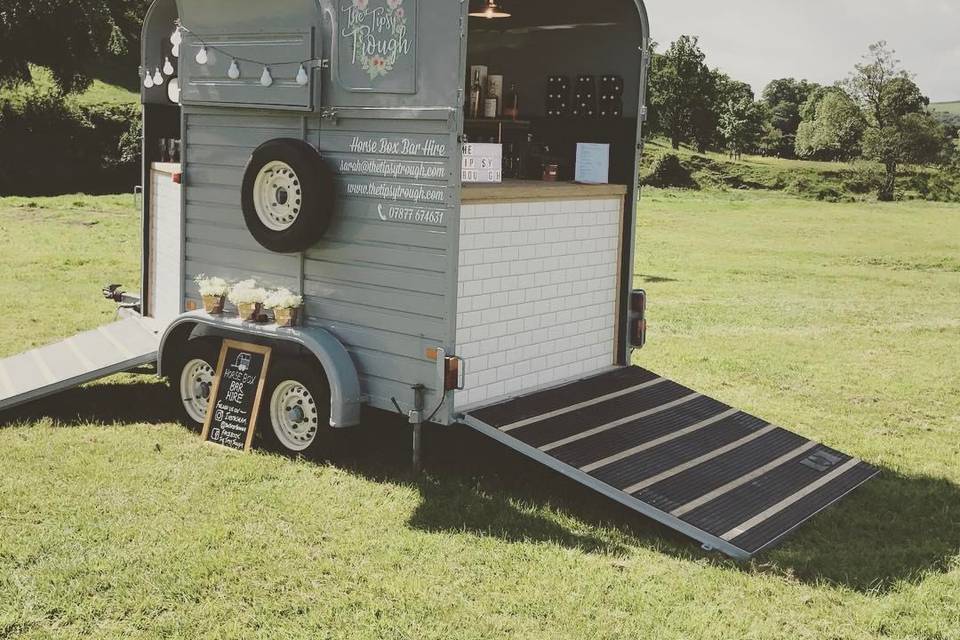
[464,0,645,185]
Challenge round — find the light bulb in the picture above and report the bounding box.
[227,60,241,80]
[170,29,182,47]
[153,68,164,86]
[260,67,273,87]
[163,57,175,75]
[195,46,208,65]
[171,42,180,58]
[296,64,309,86]
[143,71,154,89]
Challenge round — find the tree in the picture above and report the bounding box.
[795,89,866,161]
[0,1,146,93]
[648,36,716,150]
[719,97,767,159]
[761,78,821,157]
[845,42,946,200]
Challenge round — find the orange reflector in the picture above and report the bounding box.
[426,347,440,361]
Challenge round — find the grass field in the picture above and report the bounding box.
[1,191,959,638]
[932,101,960,116]
[0,66,138,108]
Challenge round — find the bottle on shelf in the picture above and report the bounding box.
[503,82,520,120]
[469,69,483,119]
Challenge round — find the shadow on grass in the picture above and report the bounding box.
[0,373,178,427]
[2,379,958,592]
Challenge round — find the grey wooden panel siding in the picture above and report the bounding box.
[182,108,458,415]
[303,114,456,413]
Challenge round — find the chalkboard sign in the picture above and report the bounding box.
[201,340,273,452]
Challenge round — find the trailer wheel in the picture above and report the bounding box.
[169,336,222,430]
[259,358,331,456]
[241,139,335,253]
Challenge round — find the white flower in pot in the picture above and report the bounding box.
[265,288,304,327]
[194,274,229,314]
[228,279,269,322]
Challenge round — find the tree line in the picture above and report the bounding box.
[646,36,957,201]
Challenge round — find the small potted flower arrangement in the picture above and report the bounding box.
[265,288,304,328]
[194,274,229,314]
[228,279,268,322]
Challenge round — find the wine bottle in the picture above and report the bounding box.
[469,69,482,119]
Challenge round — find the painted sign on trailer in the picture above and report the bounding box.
[338,0,419,93]
[202,340,273,452]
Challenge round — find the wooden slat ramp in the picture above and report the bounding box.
[462,366,878,560]
[0,317,160,413]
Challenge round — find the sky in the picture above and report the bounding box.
[645,0,959,103]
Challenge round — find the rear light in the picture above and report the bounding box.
[427,347,465,392]
[443,357,461,392]
[629,289,647,349]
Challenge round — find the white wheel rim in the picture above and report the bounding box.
[269,379,321,452]
[180,358,215,423]
[253,161,303,231]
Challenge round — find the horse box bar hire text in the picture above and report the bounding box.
[0,0,878,561]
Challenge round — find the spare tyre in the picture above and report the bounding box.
[241,138,335,253]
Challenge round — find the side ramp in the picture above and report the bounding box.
[462,366,878,560]
[0,317,161,413]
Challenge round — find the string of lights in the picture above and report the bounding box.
[144,20,317,90]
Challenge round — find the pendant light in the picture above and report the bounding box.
[260,66,274,87]
[469,0,511,19]
[296,64,310,86]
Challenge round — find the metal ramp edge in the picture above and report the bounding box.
[0,317,161,413]
[461,366,879,560]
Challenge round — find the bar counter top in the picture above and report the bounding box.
[461,180,627,203]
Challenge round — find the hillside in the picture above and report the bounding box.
[640,139,959,203]
[0,66,138,108]
[931,101,960,116]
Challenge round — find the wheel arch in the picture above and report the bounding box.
[158,312,363,428]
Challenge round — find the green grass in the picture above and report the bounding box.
[931,101,960,116]
[641,138,958,202]
[0,66,138,108]
[1,191,959,638]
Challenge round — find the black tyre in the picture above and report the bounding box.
[168,336,223,431]
[258,357,332,457]
[241,138,335,253]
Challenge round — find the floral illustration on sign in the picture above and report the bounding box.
[342,0,412,80]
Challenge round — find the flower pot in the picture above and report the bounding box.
[202,294,226,314]
[237,302,264,322]
[273,306,301,328]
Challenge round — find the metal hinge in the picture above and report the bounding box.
[320,107,338,122]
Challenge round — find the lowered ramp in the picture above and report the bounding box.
[0,317,160,413]
[462,366,877,560]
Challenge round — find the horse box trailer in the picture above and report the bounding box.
[0,0,876,560]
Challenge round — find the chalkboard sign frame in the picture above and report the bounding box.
[200,340,273,453]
